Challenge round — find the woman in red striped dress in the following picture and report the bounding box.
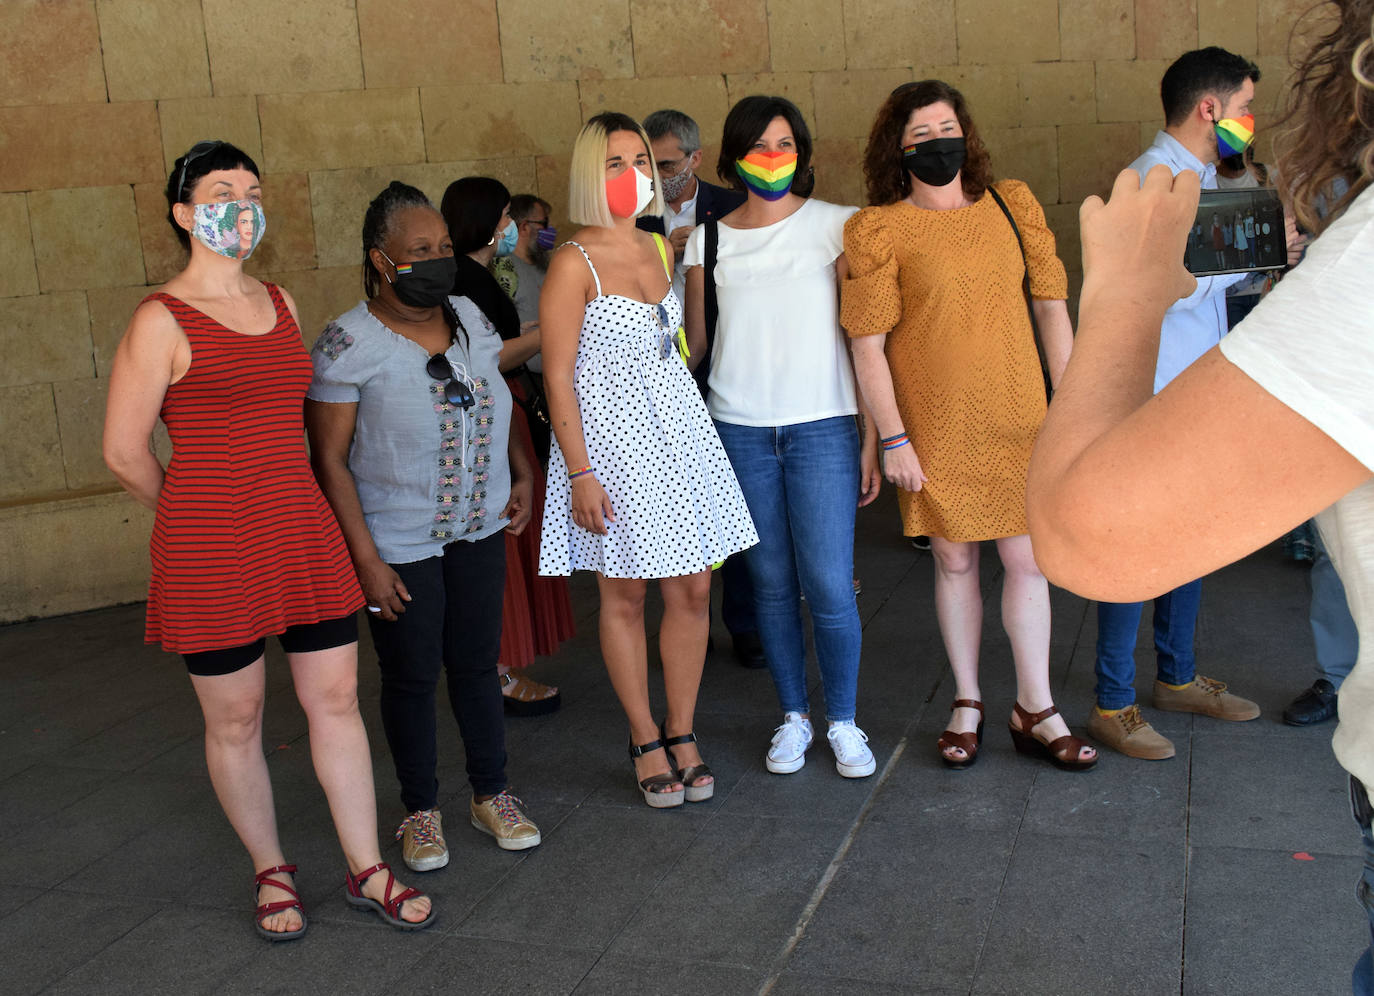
[102,141,434,940]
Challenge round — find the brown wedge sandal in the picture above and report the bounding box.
[1008,702,1098,771]
[938,699,985,769]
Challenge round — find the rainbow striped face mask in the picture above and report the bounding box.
[735,151,797,201]
[1214,114,1255,159]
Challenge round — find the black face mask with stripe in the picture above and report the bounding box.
[382,252,457,309]
[904,137,966,188]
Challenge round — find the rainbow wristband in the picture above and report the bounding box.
[567,465,594,480]
[881,433,911,451]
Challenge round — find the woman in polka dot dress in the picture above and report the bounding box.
[538,112,758,808]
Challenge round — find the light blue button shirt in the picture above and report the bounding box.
[1130,131,1245,392]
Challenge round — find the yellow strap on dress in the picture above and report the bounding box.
[651,232,690,364]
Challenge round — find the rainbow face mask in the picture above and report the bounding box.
[1214,114,1255,159]
[735,151,797,201]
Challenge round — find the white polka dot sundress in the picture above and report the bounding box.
[538,242,758,579]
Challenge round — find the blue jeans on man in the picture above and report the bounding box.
[1089,578,1259,758]
[1095,580,1203,710]
[1284,527,1359,725]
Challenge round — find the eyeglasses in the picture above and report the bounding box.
[176,140,225,201]
[521,217,550,228]
[655,155,693,176]
[426,353,476,409]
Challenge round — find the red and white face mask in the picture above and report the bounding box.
[606,163,655,218]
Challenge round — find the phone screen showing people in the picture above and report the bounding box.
[1184,188,1285,276]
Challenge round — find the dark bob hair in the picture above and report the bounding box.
[716,95,815,198]
[440,176,511,255]
[860,80,993,207]
[163,140,261,250]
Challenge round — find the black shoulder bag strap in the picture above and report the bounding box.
[986,184,1052,401]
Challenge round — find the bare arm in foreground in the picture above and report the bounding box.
[1026,165,1370,600]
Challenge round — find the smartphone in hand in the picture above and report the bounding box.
[1184,188,1287,276]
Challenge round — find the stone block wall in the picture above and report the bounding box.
[0,0,1319,621]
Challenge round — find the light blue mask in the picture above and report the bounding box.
[495,219,518,256]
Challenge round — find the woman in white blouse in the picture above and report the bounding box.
[684,95,881,781]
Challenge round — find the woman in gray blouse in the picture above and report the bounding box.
[306,182,541,875]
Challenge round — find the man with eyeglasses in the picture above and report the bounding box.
[492,194,555,373]
[638,109,762,669]
[639,110,746,310]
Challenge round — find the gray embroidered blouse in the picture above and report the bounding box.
[308,297,512,564]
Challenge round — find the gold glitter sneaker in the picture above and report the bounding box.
[395,809,449,872]
[470,790,541,851]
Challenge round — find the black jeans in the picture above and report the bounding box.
[367,531,508,812]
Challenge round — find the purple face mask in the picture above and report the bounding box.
[535,226,557,250]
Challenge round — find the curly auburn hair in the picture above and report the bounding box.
[860,80,993,207]
[1272,0,1374,234]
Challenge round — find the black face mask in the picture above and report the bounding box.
[903,137,966,188]
[382,251,456,309]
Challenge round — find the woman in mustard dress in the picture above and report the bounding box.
[842,80,1095,772]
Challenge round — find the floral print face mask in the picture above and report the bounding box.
[191,199,267,260]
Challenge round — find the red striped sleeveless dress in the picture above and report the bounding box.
[144,283,364,653]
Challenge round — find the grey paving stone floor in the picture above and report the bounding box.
[0,490,1363,995]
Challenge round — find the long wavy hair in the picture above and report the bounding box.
[860,80,993,207]
[1273,0,1374,233]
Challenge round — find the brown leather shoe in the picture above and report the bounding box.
[1153,676,1260,721]
[1087,705,1175,760]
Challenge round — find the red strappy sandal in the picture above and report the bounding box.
[938,699,985,769]
[344,861,436,931]
[1009,702,1098,771]
[253,863,307,942]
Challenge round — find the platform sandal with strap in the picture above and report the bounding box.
[938,699,985,769]
[1008,702,1098,772]
[629,738,685,808]
[660,727,715,802]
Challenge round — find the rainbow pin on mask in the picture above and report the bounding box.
[1214,114,1255,159]
[735,151,797,201]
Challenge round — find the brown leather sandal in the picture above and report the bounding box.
[938,699,985,769]
[1008,702,1098,771]
[501,672,562,717]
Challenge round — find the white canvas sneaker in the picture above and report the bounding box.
[827,721,876,777]
[766,711,814,774]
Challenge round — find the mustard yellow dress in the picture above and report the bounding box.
[841,180,1068,542]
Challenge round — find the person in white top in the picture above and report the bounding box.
[683,95,882,780]
[1025,2,1374,987]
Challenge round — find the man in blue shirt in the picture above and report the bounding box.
[1088,48,1263,759]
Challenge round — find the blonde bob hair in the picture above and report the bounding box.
[567,111,664,227]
